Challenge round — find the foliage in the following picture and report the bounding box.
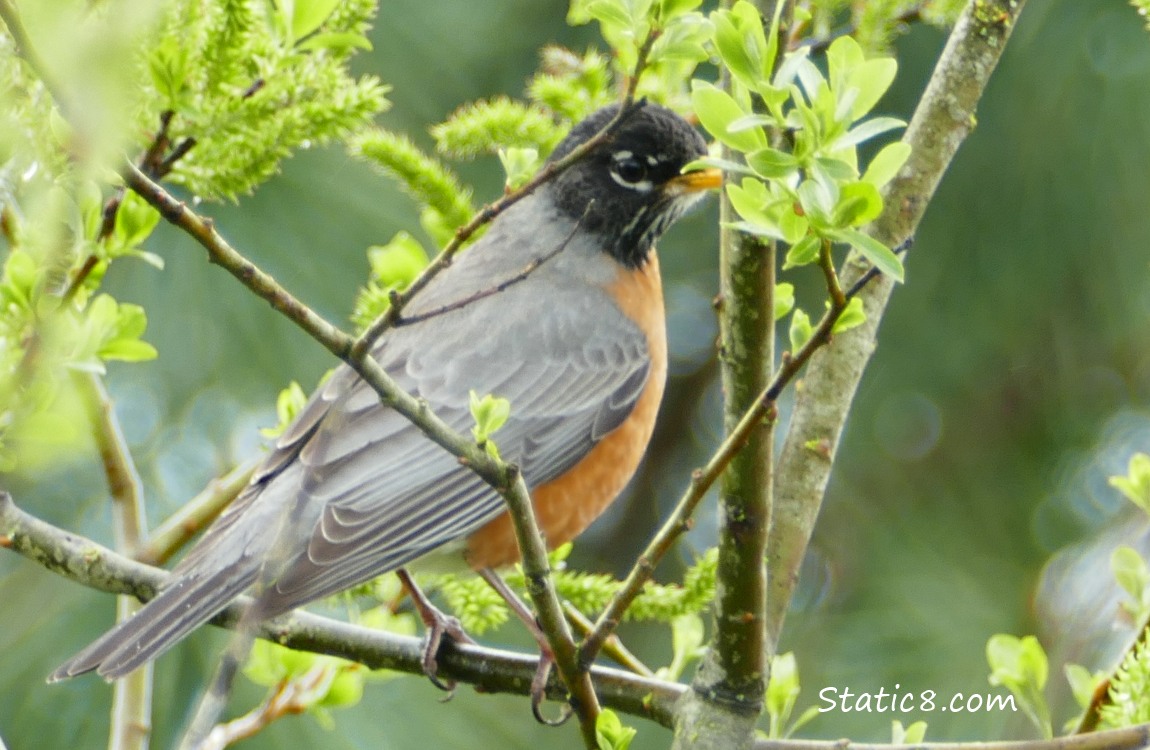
[434,546,717,636]
[469,390,511,459]
[986,634,1052,738]
[1109,452,1150,514]
[0,0,385,472]
[595,708,638,750]
[764,652,819,739]
[350,232,429,331]
[688,0,911,359]
[143,0,387,201]
[1099,635,1150,729]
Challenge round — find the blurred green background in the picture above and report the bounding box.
[4,0,1150,747]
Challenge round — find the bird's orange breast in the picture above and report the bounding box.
[464,251,668,570]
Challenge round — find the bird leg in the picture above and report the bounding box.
[478,568,572,726]
[395,568,474,693]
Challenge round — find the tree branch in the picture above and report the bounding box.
[766,0,1029,652]
[134,458,259,567]
[76,374,153,750]
[0,493,679,725]
[7,492,1149,750]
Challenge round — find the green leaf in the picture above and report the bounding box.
[658,0,703,16]
[470,391,511,451]
[826,35,864,98]
[584,0,633,31]
[367,232,429,289]
[319,668,365,708]
[784,234,820,270]
[262,381,308,438]
[778,205,808,245]
[1112,545,1150,620]
[827,228,905,282]
[691,81,766,153]
[596,709,638,750]
[498,147,541,190]
[1110,453,1150,513]
[1,250,38,309]
[774,282,795,321]
[1064,664,1101,711]
[766,652,801,737]
[986,634,1053,738]
[847,58,899,120]
[684,156,757,179]
[891,720,928,745]
[832,182,883,228]
[747,147,798,179]
[797,178,834,225]
[112,192,161,252]
[813,156,857,182]
[724,220,785,242]
[291,0,341,41]
[831,116,906,152]
[726,178,773,227]
[727,113,777,134]
[832,297,866,334]
[711,11,757,88]
[295,32,373,53]
[789,308,812,352]
[862,142,911,187]
[97,339,158,362]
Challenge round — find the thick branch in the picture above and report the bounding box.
[0,493,679,725]
[767,0,1028,651]
[5,493,1148,750]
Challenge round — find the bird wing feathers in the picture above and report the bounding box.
[258,273,651,612]
[52,240,652,680]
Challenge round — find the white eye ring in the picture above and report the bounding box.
[610,151,653,192]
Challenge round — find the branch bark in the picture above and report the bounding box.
[6,492,1150,750]
[766,0,1029,652]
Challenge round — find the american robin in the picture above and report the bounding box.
[50,101,720,683]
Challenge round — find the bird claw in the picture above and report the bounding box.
[528,649,572,726]
[397,569,475,695]
[419,610,474,696]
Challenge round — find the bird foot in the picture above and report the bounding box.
[477,568,572,726]
[529,648,573,726]
[397,569,475,694]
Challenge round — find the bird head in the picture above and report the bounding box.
[546,102,721,268]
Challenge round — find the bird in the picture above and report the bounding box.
[50,101,720,684]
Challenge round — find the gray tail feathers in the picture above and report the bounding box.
[48,566,257,682]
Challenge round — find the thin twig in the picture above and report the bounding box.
[76,374,153,750]
[134,458,259,566]
[563,602,653,678]
[201,665,337,750]
[394,204,590,328]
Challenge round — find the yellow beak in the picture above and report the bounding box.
[667,167,723,193]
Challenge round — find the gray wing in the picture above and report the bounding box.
[256,276,651,613]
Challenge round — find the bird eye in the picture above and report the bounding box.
[613,157,647,185]
[607,151,653,190]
